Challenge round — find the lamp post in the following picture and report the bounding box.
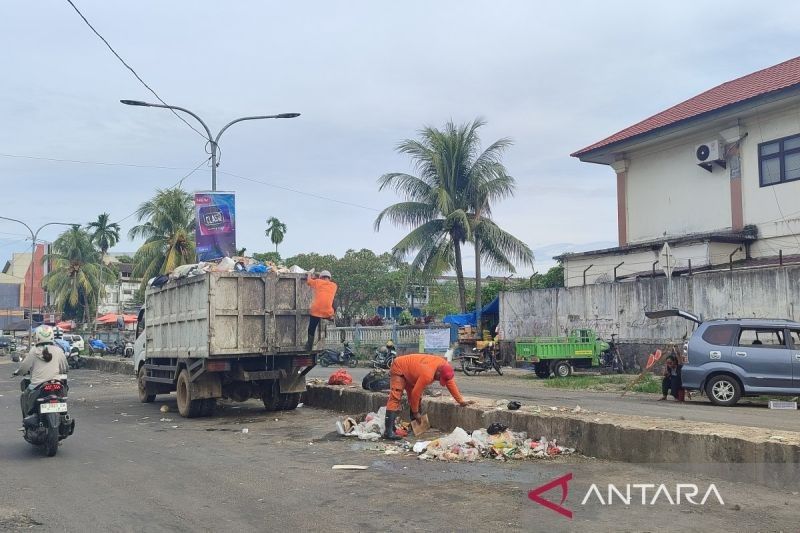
[0,217,74,346]
[120,100,300,191]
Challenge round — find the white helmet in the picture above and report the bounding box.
[34,324,55,345]
[319,270,331,279]
[53,326,64,339]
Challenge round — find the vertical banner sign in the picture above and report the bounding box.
[194,191,236,262]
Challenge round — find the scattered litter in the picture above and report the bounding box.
[384,449,400,455]
[242,428,249,434]
[159,418,173,422]
[332,465,368,470]
[328,369,353,385]
[337,408,385,440]
[549,406,559,411]
[495,399,509,410]
[507,401,521,411]
[487,423,508,435]
[297,403,304,408]
[413,441,431,453]
[411,414,430,436]
[171,425,179,429]
[768,435,786,441]
[768,401,797,410]
[417,427,574,463]
[160,405,170,413]
[572,405,583,413]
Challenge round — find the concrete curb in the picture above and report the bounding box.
[82,357,134,375]
[303,384,800,490]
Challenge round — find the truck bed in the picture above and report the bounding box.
[145,272,316,358]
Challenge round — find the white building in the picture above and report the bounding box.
[563,56,800,287]
[98,262,141,315]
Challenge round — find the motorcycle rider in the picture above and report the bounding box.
[53,327,71,354]
[12,325,69,418]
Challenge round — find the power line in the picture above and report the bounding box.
[0,152,192,171]
[219,170,381,212]
[63,0,207,140]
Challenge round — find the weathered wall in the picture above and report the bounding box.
[500,264,800,344]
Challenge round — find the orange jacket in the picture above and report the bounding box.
[390,354,464,412]
[307,277,337,318]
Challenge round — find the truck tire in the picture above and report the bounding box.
[176,370,203,418]
[200,398,217,417]
[534,362,550,379]
[553,361,572,378]
[279,393,301,411]
[138,366,156,403]
[262,390,282,411]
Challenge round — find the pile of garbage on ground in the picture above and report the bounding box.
[335,408,575,462]
[147,255,318,287]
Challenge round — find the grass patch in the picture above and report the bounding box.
[540,373,662,394]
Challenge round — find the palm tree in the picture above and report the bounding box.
[86,213,121,256]
[129,188,196,285]
[265,217,287,253]
[43,226,113,322]
[375,118,532,313]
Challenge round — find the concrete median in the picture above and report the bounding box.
[81,356,134,375]
[302,383,800,490]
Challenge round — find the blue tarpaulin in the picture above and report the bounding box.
[442,297,499,327]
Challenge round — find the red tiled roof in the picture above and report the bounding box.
[572,56,800,158]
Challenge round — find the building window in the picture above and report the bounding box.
[759,133,800,186]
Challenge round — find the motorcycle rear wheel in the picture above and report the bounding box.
[493,358,503,376]
[45,427,59,457]
[348,357,358,368]
[461,357,478,376]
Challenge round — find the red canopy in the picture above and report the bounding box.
[56,320,74,331]
[96,314,138,325]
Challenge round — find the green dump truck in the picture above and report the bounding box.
[515,328,609,378]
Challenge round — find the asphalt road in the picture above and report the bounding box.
[1,363,796,532]
[308,365,800,433]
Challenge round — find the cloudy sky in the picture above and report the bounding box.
[1,1,798,275]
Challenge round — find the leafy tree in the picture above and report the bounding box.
[43,226,114,322]
[425,281,462,318]
[253,251,282,264]
[87,213,121,256]
[112,254,135,264]
[129,188,196,285]
[375,118,532,313]
[265,217,287,253]
[131,287,145,308]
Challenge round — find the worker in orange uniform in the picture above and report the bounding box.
[305,270,337,351]
[383,354,475,440]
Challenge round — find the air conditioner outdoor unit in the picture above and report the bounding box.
[695,140,726,172]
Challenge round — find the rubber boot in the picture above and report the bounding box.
[383,410,401,440]
[304,337,314,352]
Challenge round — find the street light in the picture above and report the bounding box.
[120,100,300,191]
[0,217,75,347]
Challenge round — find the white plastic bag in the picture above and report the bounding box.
[214,257,236,272]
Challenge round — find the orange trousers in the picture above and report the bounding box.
[387,374,412,411]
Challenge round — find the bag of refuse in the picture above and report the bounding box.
[487,423,508,435]
[362,370,390,391]
[246,263,268,273]
[328,369,353,385]
[214,257,236,272]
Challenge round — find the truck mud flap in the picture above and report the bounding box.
[279,374,306,394]
[191,372,222,400]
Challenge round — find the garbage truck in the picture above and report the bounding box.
[133,271,319,417]
[515,328,609,378]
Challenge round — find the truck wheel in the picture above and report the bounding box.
[553,361,572,378]
[200,398,217,417]
[705,375,741,406]
[176,370,203,418]
[534,362,550,379]
[138,366,155,403]
[262,390,282,411]
[279,393,301,411]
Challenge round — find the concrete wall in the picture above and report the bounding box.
[500,264,800,344]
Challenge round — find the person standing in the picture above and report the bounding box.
[383,354,474,440]
[305,270,337,351]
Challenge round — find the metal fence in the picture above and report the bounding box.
[324,324,452,351]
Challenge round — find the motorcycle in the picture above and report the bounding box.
[123,342,134,358]
[18,377,75,456]
[599,334,625,374]
[318,342,358,368]
[67,347,84,369]
[89,339,110,355]
[371,344,397,369]
[110,340,127,355]
[458,343,503,376]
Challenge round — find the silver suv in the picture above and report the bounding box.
[649,310,800,406]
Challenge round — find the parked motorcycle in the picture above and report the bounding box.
[319,342,358,368]
[371,341,397,369]
[599,334,625,374]
[123,342,134,358]
[459,343,503,376]
[88,339,110,355]
[18,377,75,456]
[110,340,127,355]
[67,347,84,369]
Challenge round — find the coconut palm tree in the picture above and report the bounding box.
[43,226,113,322]
[375,118,532,313]
[265,217,287,253]
[86,213,121,257]
[129,188,196,285]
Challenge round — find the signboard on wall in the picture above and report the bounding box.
[194,192,236,262]
[424,328,451,352]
